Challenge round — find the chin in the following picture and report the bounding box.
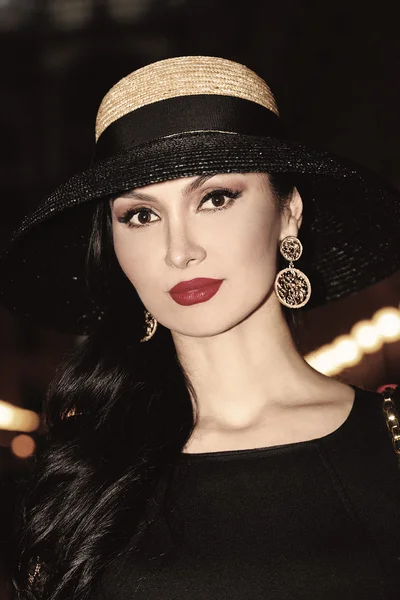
[170,325,231,339]
[168,310,252,338]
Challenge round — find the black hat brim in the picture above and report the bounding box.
[0,131,399,335]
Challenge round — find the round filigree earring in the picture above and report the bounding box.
[140,309,158,342]
[274,236,312,309]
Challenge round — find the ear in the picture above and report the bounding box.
[279,188,303,240]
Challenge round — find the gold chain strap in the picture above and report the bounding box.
[381,386,400,463]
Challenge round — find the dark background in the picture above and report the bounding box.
[0,1,400,597]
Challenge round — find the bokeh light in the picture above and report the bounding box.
[0,400,40,432]
[305,305,400,376]
[373,308,400,340]
[331,335,361,368]
[11,433,36,458]
[351,320,383,353]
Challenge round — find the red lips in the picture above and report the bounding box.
[169,278,223,294]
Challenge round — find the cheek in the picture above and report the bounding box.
[112,228,157,290]
[227,205,280,275]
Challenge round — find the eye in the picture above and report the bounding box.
[199,189,242,212]
[117,207,159,228]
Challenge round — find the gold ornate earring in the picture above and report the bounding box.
[140,309,158,342]
[274,235,311,309]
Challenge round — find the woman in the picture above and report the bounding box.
[3,56,400,599]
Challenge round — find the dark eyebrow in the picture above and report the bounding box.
[182,174,217,196]
[112,174,218,203]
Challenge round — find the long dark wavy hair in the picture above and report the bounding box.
[12,172,300,599]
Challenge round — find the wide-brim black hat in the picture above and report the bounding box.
[0,56,399,335]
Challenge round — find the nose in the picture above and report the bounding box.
[164,220,206,269]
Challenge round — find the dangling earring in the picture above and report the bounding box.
[140,309,158,342]
[274,235,311,309]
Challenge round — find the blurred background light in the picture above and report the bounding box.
[373,307,400,340]
[10,433,36,458]
[331,335,362,368]
[306,345,341,376]
[305,305,400,376]
[0,0,33,31]
[47,0,94,30]
[0,0,170,32]
[350,320,383,353]
[106,0,152,23]
[0,400,40,432]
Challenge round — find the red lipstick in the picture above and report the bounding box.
[169,278,224,306]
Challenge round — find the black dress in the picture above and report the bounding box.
[93,385,400,599]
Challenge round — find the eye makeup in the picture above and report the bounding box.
[117,187,243,229]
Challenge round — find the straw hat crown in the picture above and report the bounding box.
[95,56,280,141]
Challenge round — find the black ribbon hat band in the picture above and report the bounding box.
[94,94,285,163]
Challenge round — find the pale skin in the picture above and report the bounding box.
[111,173,355,453]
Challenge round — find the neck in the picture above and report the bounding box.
[172,297,331,432]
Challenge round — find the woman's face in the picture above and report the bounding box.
[110,173,302,337]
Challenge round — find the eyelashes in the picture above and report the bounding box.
[116,188,243,229]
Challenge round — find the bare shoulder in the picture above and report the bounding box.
[296,378,356,418]
[314,378,356,405]
[299,378,356,424]
[279,377,356,413]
